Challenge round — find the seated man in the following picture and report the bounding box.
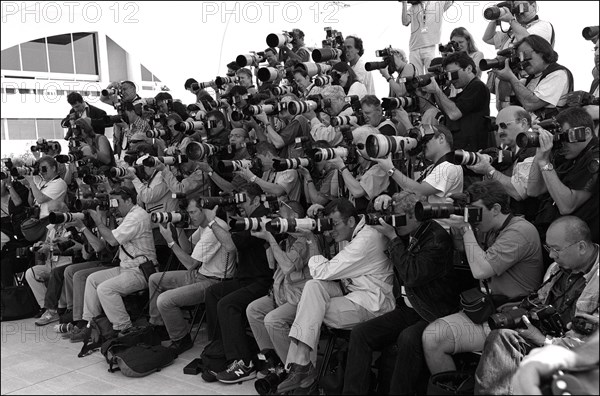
[466,105,539,221]
[147,197,235,354]
[22,156,67,220]
[276,198,395,393]
[372,124,463,203]
[527,107,599,244]
[493,34,573,120]
[360,95,398,137]
[246,201,321,370]
[422,180,544,376]
[307,85,355,146]
[297,140,341,206]
[475,216,599,394]
[80,187,156,335]
[202,183,273,383]
[343,191,461,395]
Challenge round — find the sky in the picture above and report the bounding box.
[1,1,599,113]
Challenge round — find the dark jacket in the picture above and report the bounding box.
[61,103,109,136]
[386,220,461,322]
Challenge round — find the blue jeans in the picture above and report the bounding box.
[474,329,533,395]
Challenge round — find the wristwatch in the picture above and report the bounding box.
[167,241,176,248]
[208,220,216,229]
[387,168,396,177]
[540,163,554,172]
[250,175,258,183]
[386,76,393,82]
[207,171,214,177]
[461,224,472,235]
[487,168,496,179]
[77,226,87,233]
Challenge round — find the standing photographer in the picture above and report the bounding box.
[344,35,375,95]
[474,216,599,394]
[331,62,367,100]
[62,92,108,136]
[307,85,355,146]
[449,27,484,78]
[361,95,398,137]
[21,156,67,220]
[280,29,310,68]
[422,180,543,377]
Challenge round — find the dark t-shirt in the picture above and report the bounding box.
[231,205,273,280]
[445,77,491,151]
[278,116,310,159]
[536,138,600,243]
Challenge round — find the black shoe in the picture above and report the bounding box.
[59,309,73,324]
[34,308,46,319]
[202,369,218,383]
[150,324,170,341]
[168,333,194,355]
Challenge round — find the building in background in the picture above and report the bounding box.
[1,31,165,157]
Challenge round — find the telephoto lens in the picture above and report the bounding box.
[48,212,86,224]
[310,147,349,162]
[272,157,312,172]
[82,174,106,185]
[151,211,190,225]
[314,75,334,87]
[229,217,263,232]
[366,134,419,158]
[272,85,294,96]
[488,308,528,330]
[55,152,83,163]
[146,129,167,138]
[287,100,319,116]
[381,96,415,111]
[217,159,255,173]
[174,120,204,133]
[110,166,129,178]
[311,48,342,63]
[364,213,407,227]
[414,202,483,222]
[331,115,358,127]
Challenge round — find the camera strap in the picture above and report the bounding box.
[417,151,455,183]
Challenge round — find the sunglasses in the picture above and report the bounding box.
[498,120,520,129]
[40,166,48,173]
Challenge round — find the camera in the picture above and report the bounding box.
[322,26,344,49]
[479,48,523,71]
[381,96,419,113]
[484,1,530,20]
[190,81,215,91]
[297,62,332,78]
[266,217,333,234]
[266,32,293,48]
[101,87,121,97]
[243,104,280,116]
[199,193,247,209]
[571,316,598,336]
[439,41,460,54]
[312,48,343,63]
[366,134,419,158]
[272,157,312,172]
[174,120,204,134]
[15,246,33,259]
[146,129,168,139]
[516,119,588,149]
[364,213,407,227]
[229,217,264,232]
[82,174,107,185]
[215,76,239,88]
[10,166,38,177]
[414,202,483,223]
[454,149,514,168]
[310,146,356,163]
[151,211,190,226]
[31,139,61,153]
[55,151,83,164]
[75,193,111,211]
[48,212,86,224]
[142,155,188,167]
[185,142,227,161]
[110,166,129,178]
[217,158,262,174]
[230,110,251,122]
[582,26,599,41]
[331,115,363,127]
[564,91,600,108]
[272,85,294,96]
[287,100,320,116]
[314,75,334,87]
[257,67,285,83]
[365,47,394,72]
[488,305,565,337]
[236,52,265,67]
[255,365,287,396]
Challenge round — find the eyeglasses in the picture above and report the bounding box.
[498,120,520,129]
[40,166,48,173]
[543,240,582,256]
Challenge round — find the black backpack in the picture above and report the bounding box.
[1,276,39,321]
[200,339,228,374]
[78,315,115,358]
[100,325,162,363]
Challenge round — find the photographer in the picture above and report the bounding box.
[376,48,418,98]
[276,198,395,393]
[254,94,310,159]
[401,1,454,74]
[467,105,540,220]
[115,101,151,155]
[153,158,211,200]
[331,62,367,100]
[21,156,67,220]
[100,80,142,110]
[236,68,258,96]
[24,200,75,323]
[422,180,543,377]
[343,192,461,395]
[344,35,375,95]
[280,28,310,68]
[421,51,492,152]
[81,187,156,334]
[202,183,273,383]
[493,34,573,120]
[184,78,218,111]
[361,95,398,136]
[527,107,599,244]
[235,141,301,202]
[298,141,341,206]
[449,27,484,78]
[245,201,321,373]
[307,85,355,146]
[328,126,389,212]
[474,216,599,394]
[62,92,108,136]
[74,118,115,168]
[147,198,235,354]
[163,114,192,156]
[292,67,323,100]
[373,124,463,203]
[205,110,231,146]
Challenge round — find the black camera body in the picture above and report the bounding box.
[439,41,460,55]
[488,304,565,338]
[479,48,523,72]
[364,213,407,227]
[75,193,110,211]
[31,139,61,154]
[415,202,483,223]
[484,1,530,20]
[516,119,588,149]
[199,193,247,209]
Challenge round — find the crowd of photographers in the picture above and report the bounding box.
[1,1,599,394]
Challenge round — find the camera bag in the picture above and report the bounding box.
[460,282,495,324]
[20,213,49,242]
[0,275,39,321]
[108,344,177,377]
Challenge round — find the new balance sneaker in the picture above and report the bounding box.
[276,362,317,394]
[216,359,257,384]
[35,310,60,326]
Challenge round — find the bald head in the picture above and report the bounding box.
[496,105,531,146]
[548,216,592,244]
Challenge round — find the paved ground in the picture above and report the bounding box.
[1,317,258,395]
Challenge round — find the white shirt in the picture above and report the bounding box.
[511,156,534,200]
[423,161,463,203]
[407,1,454,50]
[308,217,395,315]
[112,205,157,269]
[34,176,67,218]
[310,106,355,146]
[352,57,376,95]
[190,217,235,279]
[526,69,570,108]
[348,81,368,100]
